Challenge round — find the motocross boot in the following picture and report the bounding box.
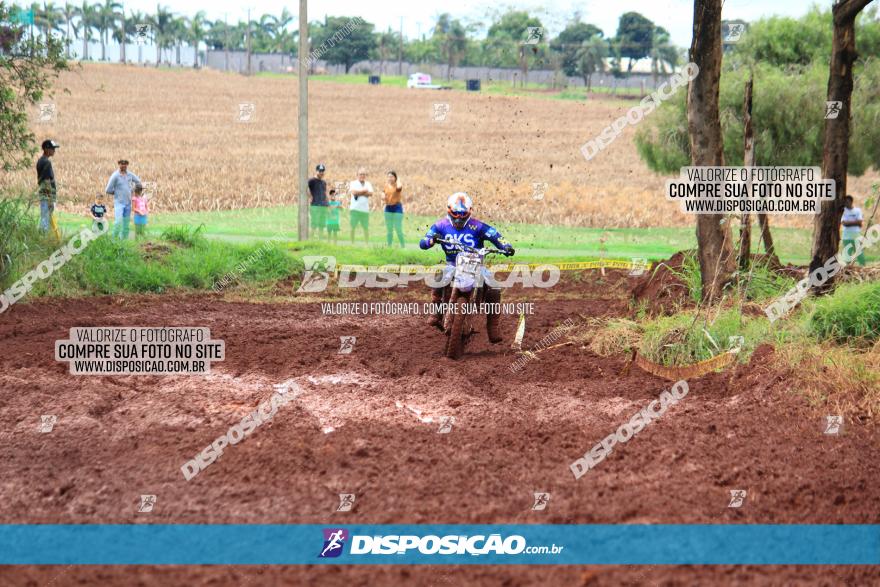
[485,287,503,343]
[427,287,444,329]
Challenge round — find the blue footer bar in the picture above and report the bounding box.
[1,525,878,565]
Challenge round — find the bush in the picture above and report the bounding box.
[809,281,880,344]
[639,308,772,366]
[161,224,207,247]
[635,60,880,174]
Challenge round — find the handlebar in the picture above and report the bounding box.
[434,237,507,256]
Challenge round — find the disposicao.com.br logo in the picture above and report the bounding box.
[318,528,563,558]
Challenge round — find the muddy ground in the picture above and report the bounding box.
[1,272,878,585]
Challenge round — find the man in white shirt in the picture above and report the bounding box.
[349,168,373,244]
[840,195,866,266]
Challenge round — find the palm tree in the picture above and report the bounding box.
[575,37,607,92]
[187,10,207,67]
[95,0,121,61]
[649,26,678,87]
[170,15,187,65]
[113,7,141,62]
[35,2,64,41]
[127,9,146,63]
[76,1,98,60]
[61,2,78,58]
[150,4,174,66]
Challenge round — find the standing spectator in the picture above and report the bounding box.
[36,139,60,234]
[841,195,866,266]
[308,163,328,239]
[105,159,142,240]
[383,170,405,247]
[326,188,342,245]
[90,193,108,233]
[132,185,151,239]
[349,168,373,244]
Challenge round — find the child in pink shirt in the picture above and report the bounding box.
[132,185,150,239]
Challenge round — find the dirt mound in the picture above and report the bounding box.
[630,251,694,315]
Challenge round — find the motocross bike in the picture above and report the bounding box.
[434,238,509,360]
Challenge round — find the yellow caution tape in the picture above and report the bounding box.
[333,259,652,275]
[634,349,738,381]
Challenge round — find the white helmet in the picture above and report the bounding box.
[447,192,473,229]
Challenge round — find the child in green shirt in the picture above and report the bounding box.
[326,189,342,245]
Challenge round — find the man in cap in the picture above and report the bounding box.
[105,158,142,240]
[308,163,329,239]
[36,139,60,233]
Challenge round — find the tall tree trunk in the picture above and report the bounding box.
[82,33,87,60]
[120,14,126,63]
[66,21,70,58]
[758,214,778,263]
[738,77,754,270]
[809,0,874,292]
[688,0,736,302]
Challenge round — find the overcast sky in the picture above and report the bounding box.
[105,0,821,47]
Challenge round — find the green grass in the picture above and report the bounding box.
[639,308,775,366]
[808,281,880,344]
[49,205,843,267]
[19,229,301,299]
[257,71,644,102]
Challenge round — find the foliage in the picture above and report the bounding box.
[160,224,206,247]
[635,60,880,174]
[310,16,375,73]
[729,6,880,68]
[0,1,70,172]
[551,20,604,77]
[809,281,880,344]
[615,11,655,70]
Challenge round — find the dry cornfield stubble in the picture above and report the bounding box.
[7,63,877,228]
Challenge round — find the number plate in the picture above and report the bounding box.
[456,251,481,277]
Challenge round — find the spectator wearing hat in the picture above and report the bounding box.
[36,139,60,233]
[308,164,329,239]
[105,158,142,240]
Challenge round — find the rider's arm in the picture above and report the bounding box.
[419,224,440,250]
[481,223,515,255]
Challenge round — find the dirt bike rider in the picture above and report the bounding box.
[419,192,515,343]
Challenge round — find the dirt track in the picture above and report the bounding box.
[1,272,879,585]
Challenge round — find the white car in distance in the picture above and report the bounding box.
[406,72,442,89]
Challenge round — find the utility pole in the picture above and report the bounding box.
[297,0,309,241]
[246,8,252,75]
[398,16,403,75]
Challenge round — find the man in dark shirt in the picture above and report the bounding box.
[308,163,329,238]
[36,139,59,233]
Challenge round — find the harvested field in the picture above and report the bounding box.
[8,63,877,227]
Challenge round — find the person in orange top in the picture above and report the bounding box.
[383,170,405,247]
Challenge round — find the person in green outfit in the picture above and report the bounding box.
[326,188,342,245]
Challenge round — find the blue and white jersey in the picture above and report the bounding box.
[419,217,509,263]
